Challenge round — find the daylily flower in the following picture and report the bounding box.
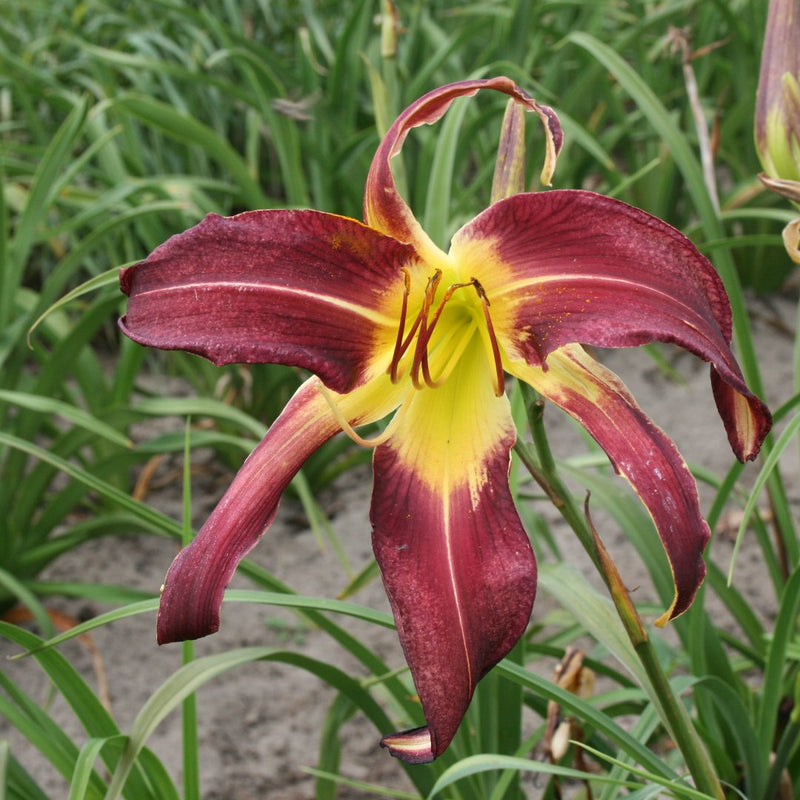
[119,77,771,764]
[755,0,800,188]
[756,0,800,264]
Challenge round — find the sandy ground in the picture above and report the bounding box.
[1,293,796,799]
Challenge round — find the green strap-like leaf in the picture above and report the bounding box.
[427,754,643,799]
[0,432,182,538]
[102,647,394,799]
[113,93,270,210]
[496,659,678,783]
[757,564,800,766]
[0,622,166,800]
[0,389,131,448]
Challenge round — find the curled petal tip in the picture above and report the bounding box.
[380,726,434,764]
[759,173,800,202]
[156,380,343,645]
[536,102,563,186]
[364,76,563,247]
[755,0,800,181]
[784,218,800,264]
[654,547,708,628]
[710,368,772,463]
[156,544,224,644]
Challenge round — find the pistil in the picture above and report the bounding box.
[388,270,506,397]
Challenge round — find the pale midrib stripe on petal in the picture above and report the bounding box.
[496,274,708,332]
[442,462,474,693]
[134,280,397,327]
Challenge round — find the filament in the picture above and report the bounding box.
[389,269,439,383]
[315,379,403,448]
[387,270,506,396]
[389,268,411,382]
[425,318,479,388]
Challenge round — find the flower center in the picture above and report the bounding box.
[388,268,505,397]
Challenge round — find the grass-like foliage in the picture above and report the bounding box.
[1,1,798,798]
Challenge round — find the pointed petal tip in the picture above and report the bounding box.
[380,726,435,764]
[654,545,707,628]
[710,369,773,464]
[156,612,219,645]
[736,393,773,464]
[370,366,535,766]
[653,609,672,629]
[759,173,800,203]
[155,545,223,645]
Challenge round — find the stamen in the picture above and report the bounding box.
[412,280,473,389]
[314,379,403,448]
[388,268,411,383]
[388,270,506,396]
[473,279,506,397]
[409,270,444,389]
[389,269,440,383]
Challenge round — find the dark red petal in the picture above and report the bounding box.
[370,352,536,761]
[453,190,772,460]
[711,368,773,462]
[157,379,340,643]
[120,210,417,393]
[372,449,536,762]
[364,77,562,257]
[517,345,707,624]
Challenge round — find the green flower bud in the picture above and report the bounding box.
[756,0,800,183]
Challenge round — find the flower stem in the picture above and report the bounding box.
[513,387,600,572]
[515,382,724,800]
[182,418,200,800]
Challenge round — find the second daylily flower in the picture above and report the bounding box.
[755,0,800,189]
[120,77,771,764]
[755,0,800,263]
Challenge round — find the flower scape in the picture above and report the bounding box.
[119,77,771,764]
[755,0,800,262]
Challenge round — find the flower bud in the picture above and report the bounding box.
[755,0,800,183]
[491,99,527,202]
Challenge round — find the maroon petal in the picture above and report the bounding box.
[120,210,418,393]
[370,346,536,762]
[157,379,341,643]
[363,76,562,259]
[452,190,772,460]
[515,345,708,624]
